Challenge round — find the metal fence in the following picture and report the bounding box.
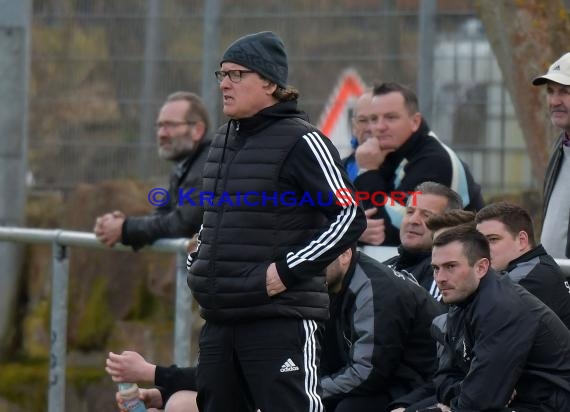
[27,0,544,194]
[0,227,191,412]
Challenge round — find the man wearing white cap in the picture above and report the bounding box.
[532,52,570,259]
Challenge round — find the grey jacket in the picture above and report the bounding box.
[320,252,441,401]
[543,131,569,258]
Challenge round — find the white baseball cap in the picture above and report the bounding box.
[532,52,570,86]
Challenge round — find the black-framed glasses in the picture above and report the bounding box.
[214,70,255,84]
[155,121,196,131]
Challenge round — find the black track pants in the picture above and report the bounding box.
[196,318,324,412]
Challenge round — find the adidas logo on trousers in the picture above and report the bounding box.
[280,358,299,372]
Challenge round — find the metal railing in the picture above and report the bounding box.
[1,226,569,412]
[0,227,191,412]
[361,244,570,277]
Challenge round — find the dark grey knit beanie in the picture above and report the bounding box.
[220,31,288,88]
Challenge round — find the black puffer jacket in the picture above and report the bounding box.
[188,100,366,322]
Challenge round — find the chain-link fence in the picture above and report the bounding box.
[29,0,540,194]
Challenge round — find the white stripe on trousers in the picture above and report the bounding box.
[303,319,324,412]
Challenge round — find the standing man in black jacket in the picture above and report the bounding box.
[94,91,211,250]
[475,201,570,328]
[186,32,366,412]
[532,52,570,259]
[354,82,483,246]
[432,225,570,412]
[321,246,441,412]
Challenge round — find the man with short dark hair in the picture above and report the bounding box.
[384,181,463,300]
[187,31,366,412]
[532,52,570,259]
[432,225,570,411]
[354,82,484,246]
[425,210,475,239]
[94,91,211,249]
[475,201,570,328]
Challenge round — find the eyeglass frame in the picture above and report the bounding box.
[154,120,197,131]
[214,69,255,84]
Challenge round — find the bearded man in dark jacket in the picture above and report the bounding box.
[186,31,366,412]
[94,91,211,250]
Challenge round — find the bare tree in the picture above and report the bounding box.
[476,0,570,183]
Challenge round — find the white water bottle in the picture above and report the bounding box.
[117,382,147,412]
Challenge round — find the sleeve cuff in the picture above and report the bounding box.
[120,217,145,251]
[320,376,333,399]
[154,365,167,387]
[275,259,299,288]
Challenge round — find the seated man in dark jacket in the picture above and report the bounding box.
[321,245,443,412]
[475,201,570,328]
[354,82,484,246]
[388,210,476,412]
[431,225,570,412]
[384,181,464,301]
[94,91,211,250]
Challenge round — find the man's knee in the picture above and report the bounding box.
[164,390,198,412]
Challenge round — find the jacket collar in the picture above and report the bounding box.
[455,269,499,309]
[504,244,547,273]
[232,100,309,136]
[381,119,432,172]
[175,136,211,173]
[395,245,431,269]
[333,250,360,299]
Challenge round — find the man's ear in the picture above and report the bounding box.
[517,230,530,252]
[190,121,206,143]
[410,112,422,132]
[474,257,489,279]
[263,81,278,95]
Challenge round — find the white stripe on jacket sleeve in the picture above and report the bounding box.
[286,132,358,268]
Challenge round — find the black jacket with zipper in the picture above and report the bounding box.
[121,138,211,250]
[436,271,570,412]
[187,100,366,322]
[320,252,442,402]
[354,120,484,246]
[384,246,441,301]
[504,244,570,329]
